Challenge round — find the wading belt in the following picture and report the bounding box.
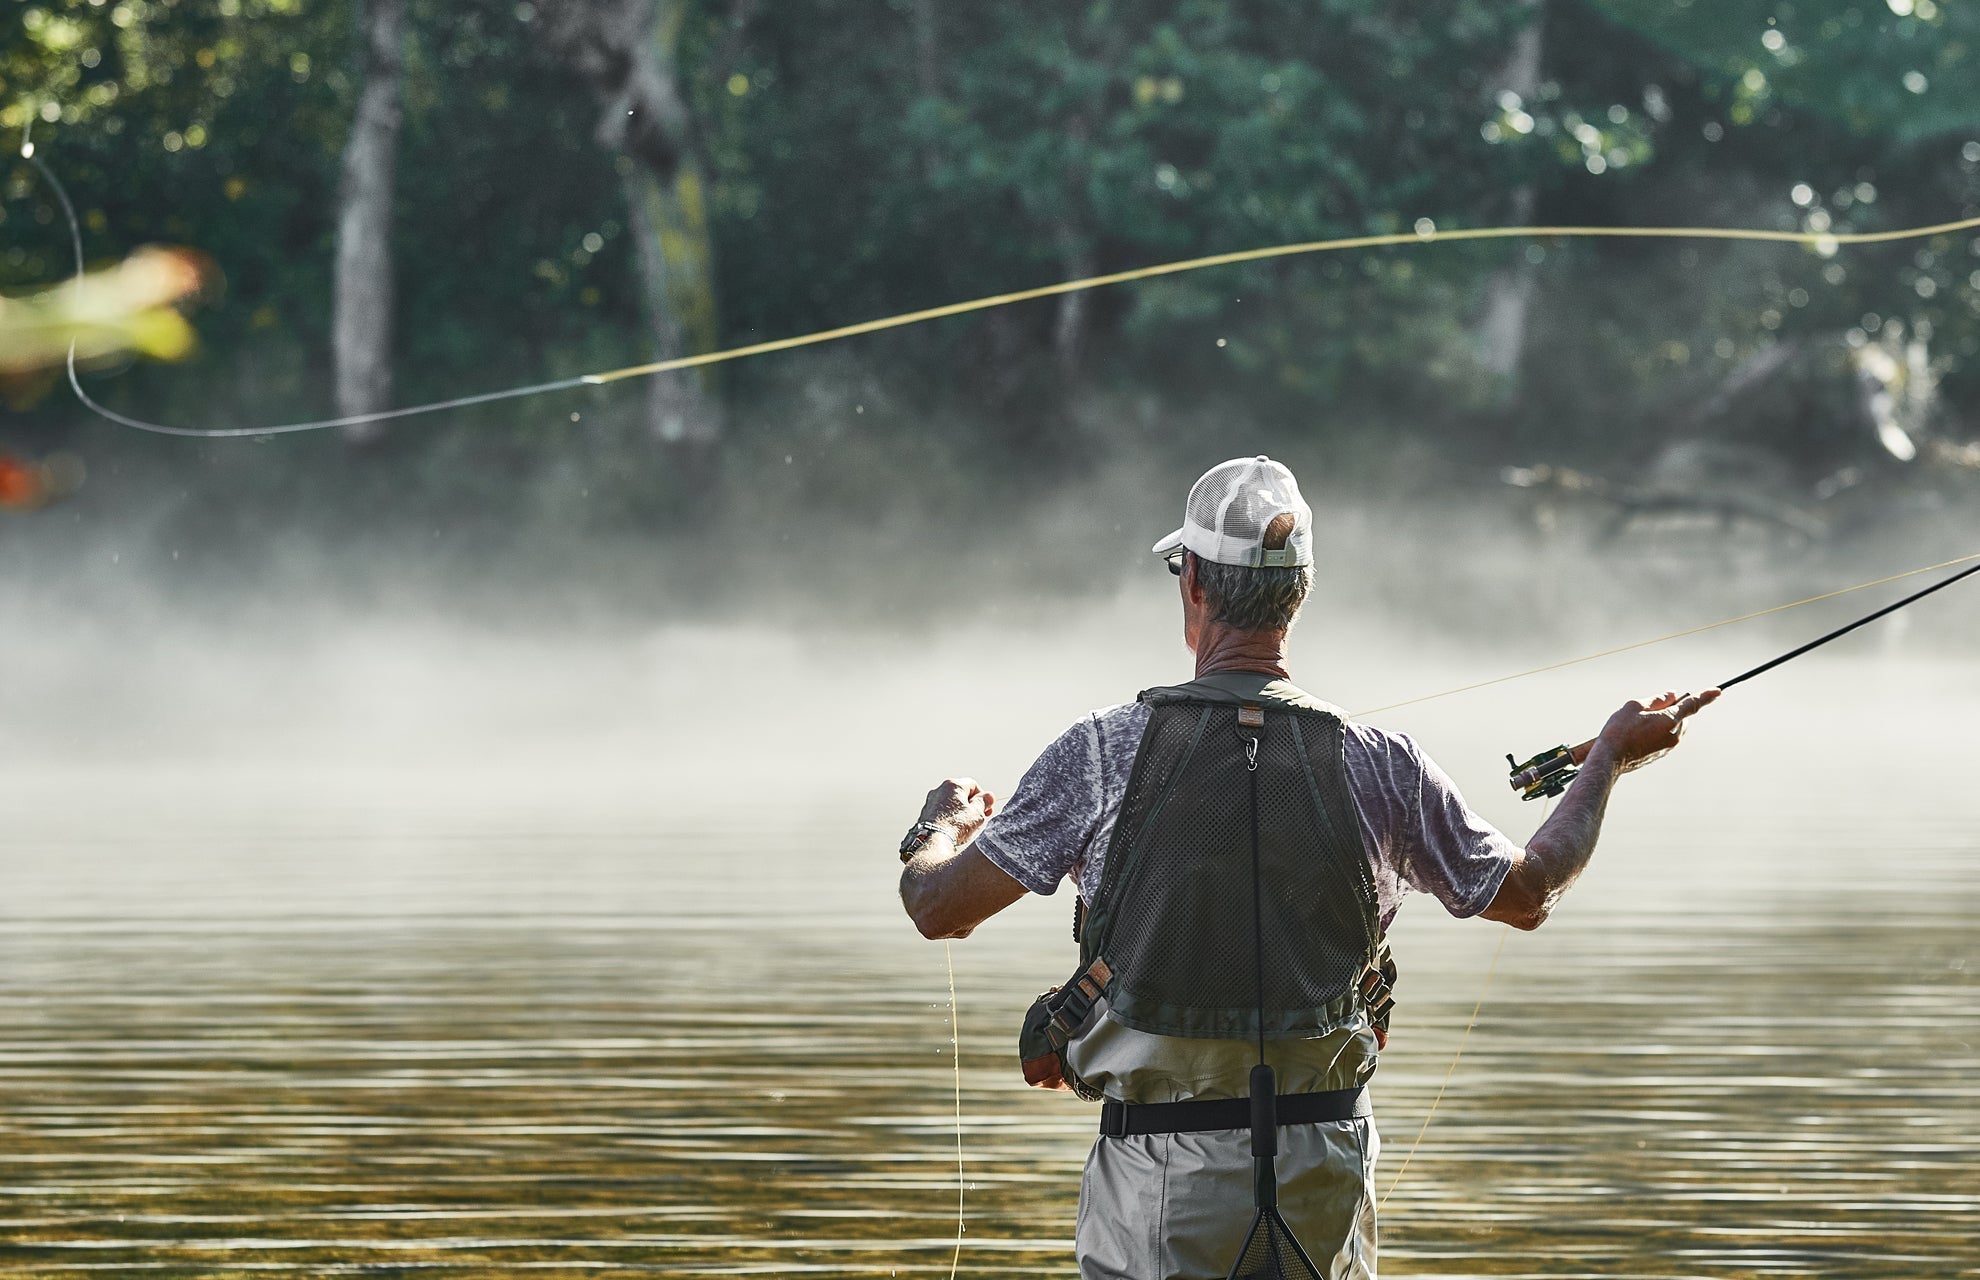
[1099,1086,1371,1138]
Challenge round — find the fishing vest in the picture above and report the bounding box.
[1020,672,1395,1095]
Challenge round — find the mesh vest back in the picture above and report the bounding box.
[1082,676,1381,1041]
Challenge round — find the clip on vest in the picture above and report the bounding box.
[1359,943,1398,1048]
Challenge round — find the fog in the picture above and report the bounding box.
[5,486,1974,931]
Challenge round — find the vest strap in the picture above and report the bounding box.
[1097,1086,1370,1138]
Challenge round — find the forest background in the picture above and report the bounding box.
[5,0,1980,619]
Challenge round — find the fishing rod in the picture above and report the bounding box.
[1507,556,1980,800]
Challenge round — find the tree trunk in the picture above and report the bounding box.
[622,167,715,443]
[1053,220,1095,382]
[1474,0,1545,384]
[1052,113,1095,383]
[332,0,405,441]
[542,0,720,446]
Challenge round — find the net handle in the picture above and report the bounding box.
[1244,719,1279,1200]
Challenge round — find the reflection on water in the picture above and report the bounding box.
[0,627,1975,1277]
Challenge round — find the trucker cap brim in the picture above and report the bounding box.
[1150,527,1186,558]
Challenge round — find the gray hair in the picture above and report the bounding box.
[1193,555,1312,632]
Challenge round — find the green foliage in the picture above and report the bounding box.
[1591,0,1980,141]
[5,0,351,426]
[3,0,1979,534]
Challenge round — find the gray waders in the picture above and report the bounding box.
[1017,673,1397,1279]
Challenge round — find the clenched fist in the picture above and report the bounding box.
[919,777,998,847]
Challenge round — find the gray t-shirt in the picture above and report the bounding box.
[975,699,1518,928]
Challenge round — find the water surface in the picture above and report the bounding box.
[1,616,1974,1276]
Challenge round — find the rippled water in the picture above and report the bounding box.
[1,620,1975,1277]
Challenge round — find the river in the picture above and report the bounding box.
[1,600,1974,1276]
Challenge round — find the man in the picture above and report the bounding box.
[897,456,1717,1280]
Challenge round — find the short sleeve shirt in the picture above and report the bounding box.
[973,699,1517,928]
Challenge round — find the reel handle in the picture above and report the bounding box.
[1506,738,1595,801]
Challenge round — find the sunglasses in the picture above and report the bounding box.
[1164,549,1186,577]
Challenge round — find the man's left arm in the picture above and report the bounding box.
[898,778,1028,939]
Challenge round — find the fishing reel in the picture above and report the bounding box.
[1506,744,1579,802]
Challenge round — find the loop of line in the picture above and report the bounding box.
[579,215,1980,389]
[23,147,1980,437]
[944,940,964,1280]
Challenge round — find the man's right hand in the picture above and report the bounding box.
[1595,688,1721,772]
[918,777,998,847]
[901,778,1025,941]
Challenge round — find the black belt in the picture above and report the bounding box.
[1098,1086,1370,1138]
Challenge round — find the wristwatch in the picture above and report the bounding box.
[899,820,950,862]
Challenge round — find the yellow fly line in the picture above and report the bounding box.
[581,214,1980,387]
[37,113,1977,438]
[943,940,964,1280]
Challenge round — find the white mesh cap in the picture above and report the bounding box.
[1151,455,1313,568]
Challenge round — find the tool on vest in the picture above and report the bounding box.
[1227,703,1327,1280]
[1018,956,1112,1098]
[1505,556,1980,801]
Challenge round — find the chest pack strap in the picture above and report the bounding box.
[1098,1086,1371,1138]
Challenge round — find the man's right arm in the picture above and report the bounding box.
[1481,688,1718,931]
[898,712,1108,940]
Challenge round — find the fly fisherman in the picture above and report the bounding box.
[896,456,1718,1280]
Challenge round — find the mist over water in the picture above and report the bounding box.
[1,505,1976,1276]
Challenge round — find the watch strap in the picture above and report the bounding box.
[899,820,950,861]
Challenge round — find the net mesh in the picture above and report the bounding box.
[1098,702,1380,1039]
[1227,1206,1328,1280]
[1178,456,1313,567]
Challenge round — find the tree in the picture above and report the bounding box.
[333,0,407,438]
[539,0,721,447]
[1473,0,1547,385]
[893,3,1536,413]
